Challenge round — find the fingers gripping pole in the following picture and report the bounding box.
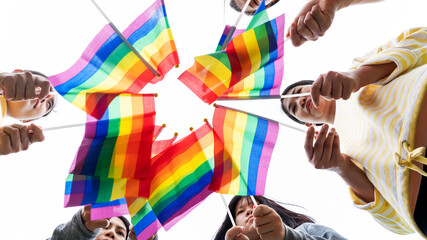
[220,195,236,227]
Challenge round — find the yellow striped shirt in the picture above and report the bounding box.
[334,27,427,237]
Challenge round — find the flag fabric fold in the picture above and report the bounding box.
[179,1,284,104]
[209,105,279,195]
[49,0,179,118]
[69,94,155,181]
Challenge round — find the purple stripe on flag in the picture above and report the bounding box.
[91,205,129,220]
[137,219,162,240]
[49,25,114,86]
[122,0,163,38]
[162,185,212,230]
[271,57,284,95]
[255,122,279,195]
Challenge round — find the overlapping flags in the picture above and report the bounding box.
[49,0,179,118]
[58,1,284,239]
[178,0,284,104]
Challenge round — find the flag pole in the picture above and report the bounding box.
[220,195,236,227]
[219,0,251,51]
[213,103,306,133]
[217,92,311,100]
[43,122,86,132]
[249,195,258,207]
[89,0,161,78]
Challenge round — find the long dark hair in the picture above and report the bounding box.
[213,196,314,240]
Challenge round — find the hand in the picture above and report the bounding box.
[0,123,45,155]
[311,70,360,108]
[304,124,348,173]
[253,205,285,240]
[225,226,249,240]
[0,71,52,101]
[81,205,110,232]
[287,0,337,47]
[128,226,137,240]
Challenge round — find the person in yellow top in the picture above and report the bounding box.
[0,70,57,155]
[281,27,427,238]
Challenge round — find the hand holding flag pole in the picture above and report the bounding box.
[89,0,161,78]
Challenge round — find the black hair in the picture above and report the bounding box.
[213,196,314,240]
[280,80,316,125]
[117,216,131,239]
[229,0,280,16]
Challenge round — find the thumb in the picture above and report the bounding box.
[28,124,45,143]
[86,218,110,232]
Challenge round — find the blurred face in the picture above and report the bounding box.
[281,85,335,124]
[234,0,277,14]
[234,198,260,240]
[95,217,127,240]
[6,92,57,121]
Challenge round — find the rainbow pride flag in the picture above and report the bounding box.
[64,174,150,207]
[179,12,284,104]
[90,198,129,220]
[49,0,179,118]
[69,94,155,181]
[216,2,284,99]
[209,105,279,195]
[127,198,161,240]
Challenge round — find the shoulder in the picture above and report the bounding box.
[296,222,347,239]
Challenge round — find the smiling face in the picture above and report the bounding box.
[95,217,127,240]
[6,92,57,121]
[281,84,335,125]
[234,197,260,240]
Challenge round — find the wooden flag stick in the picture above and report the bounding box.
[89,0,161,78]
[219,0,251,51]
[217,92,310,100]
[43,122,86,132]
[220,194,236,227]
[214,103,306,133]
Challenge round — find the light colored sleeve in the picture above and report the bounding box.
[349,187,413,234]
[351,27,427,85]
[284,222,348,240]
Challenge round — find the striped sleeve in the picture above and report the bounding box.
[349,187,413,234]
[351,27,427,85]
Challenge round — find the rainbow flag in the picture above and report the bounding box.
[216,2,284,99]
[148,122,216,230]
[64,174,150,207]
[90,198,129,220]
[127,198,161,240]
[209,105,279,195]
[179,11,284,104]
[49,0,179,118]
[69,94,155,182]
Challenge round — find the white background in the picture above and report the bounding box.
[0,0,426,239]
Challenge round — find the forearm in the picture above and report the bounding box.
[337,155,375,203]
[327,0,384,11]
[351,61,397,91]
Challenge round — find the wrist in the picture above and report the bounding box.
[335,154,352,176]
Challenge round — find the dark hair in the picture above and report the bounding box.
[117,216,131,239]
[213,196,314,240]
[280,80,317,125]
[229,0,280,16]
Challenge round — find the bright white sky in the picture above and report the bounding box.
[0,0,426,239]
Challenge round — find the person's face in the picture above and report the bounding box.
[6,92,57,121]
[234,198,260,240]
[234,0,276,14]
[281,85,333,124]
[95,217,127,240]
